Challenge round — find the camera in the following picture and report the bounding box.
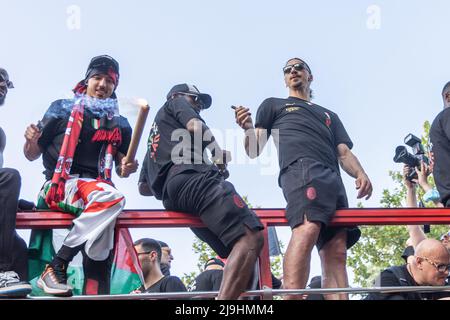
[393,133,429,181]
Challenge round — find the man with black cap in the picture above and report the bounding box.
[0,68,32,297]
[138,83,264,299]
[191,258,225,294]
[234,57,372,300]
[23,55,138,296]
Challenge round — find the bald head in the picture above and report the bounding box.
[416,239,449,260]
[413,239,450,286]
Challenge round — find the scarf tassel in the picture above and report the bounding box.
[45,178,67,205]
[45,183,58,205]
[56,178,66,202]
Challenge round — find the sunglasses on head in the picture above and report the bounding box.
[283,62,311,75]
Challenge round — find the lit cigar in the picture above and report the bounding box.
[124,99,150,164]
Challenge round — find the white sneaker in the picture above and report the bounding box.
[0,271,32,298]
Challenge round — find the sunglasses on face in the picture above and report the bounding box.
[440,232,450,241]
[181,93,203,105]
[418,256,450,273]
[283,63,311,75]
[136,251,152,255]
[0,80,13,89]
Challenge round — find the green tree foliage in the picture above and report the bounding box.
[347,121,448,287]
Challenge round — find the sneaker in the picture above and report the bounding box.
[0,271,32,298]
[37,264,72,297]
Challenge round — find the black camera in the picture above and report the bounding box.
[393,133,429,181]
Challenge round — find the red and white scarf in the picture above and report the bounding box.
[45,89,122,208]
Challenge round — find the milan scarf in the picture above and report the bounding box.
[45,84,122,209]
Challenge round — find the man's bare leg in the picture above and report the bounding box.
[283,217,321,300]
[319,230,348,300]
[217,227,264,300]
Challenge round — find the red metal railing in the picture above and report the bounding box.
[16,207,450,293]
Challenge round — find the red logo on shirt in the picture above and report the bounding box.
[233,195,246,208]
[324,112,331,127]
[306,187,317,200]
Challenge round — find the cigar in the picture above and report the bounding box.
[231,105,237,110]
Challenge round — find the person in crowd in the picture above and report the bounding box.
[24,55,138,296]
[191,257,224,293]
[430,82,450,207]
[156,240,173,276]
[138,83,264,299]
[234,57,372,299]
[132,238,186,294]
[402,163,449,262]
[0,68,32,297]
[366,239,450,300]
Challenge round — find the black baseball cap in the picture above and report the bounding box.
[166,83,212,109]
[204,258,225,269]
[157,240,169,248]
[0,68,14,88]
[85,55,120,86]
[307,276,322,289]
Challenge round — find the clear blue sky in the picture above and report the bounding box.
[2,0,450,285]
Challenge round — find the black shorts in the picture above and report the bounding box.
[163,169,264,248]
[280,158,359,250]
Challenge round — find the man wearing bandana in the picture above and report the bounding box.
[0,68,33,297]
[24,55,138,296]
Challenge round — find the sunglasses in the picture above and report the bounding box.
[283,62,311,75]
[136,251,153,256]
[440,231,450,241]
[0,80,14,89]
[418,256,450,273]
[180,93,203,105]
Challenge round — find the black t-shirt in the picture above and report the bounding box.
[367,265,421,300]
[255,97,353,176]
[191,269,223,292]
[366,265,450,300]
[139,97,216,199]
[430,107,450,206]
[139,276,187,293]
[38,99,132,180]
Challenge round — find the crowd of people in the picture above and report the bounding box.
[0,55,449,300]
